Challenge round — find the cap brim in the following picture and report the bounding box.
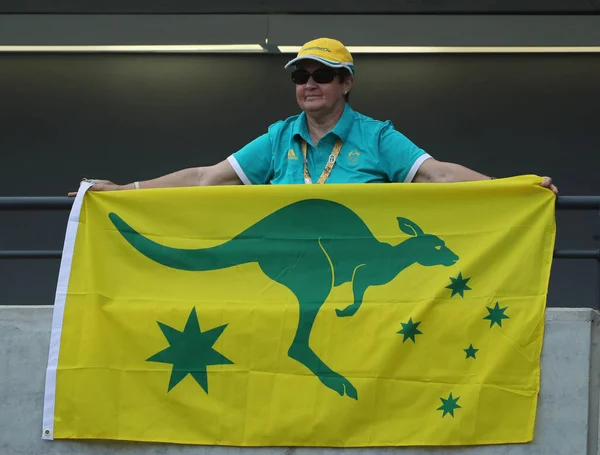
[284,56,355,74]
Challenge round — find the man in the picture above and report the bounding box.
[70,38,557,195]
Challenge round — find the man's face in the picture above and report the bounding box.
[294,61,351,115]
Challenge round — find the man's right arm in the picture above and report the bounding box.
[121,159,242,189]
[68,159,241,196]
[68,130,274,196]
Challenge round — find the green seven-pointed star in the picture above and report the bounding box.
[445,272,472,298]
[397,317,422,343]
[464,344,478,359]
[483,302,510,328]
[437,393,461,418]
[147,308,233,393]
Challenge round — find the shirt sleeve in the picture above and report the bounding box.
[378,121,432,183]
[227,133,273,185]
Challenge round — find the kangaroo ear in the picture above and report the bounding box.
[397,217,425,236]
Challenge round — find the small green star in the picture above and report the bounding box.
[464,344,478,359]
[147,307,233,393]
[445,272,472,298]
[483,302,510,328]
[437,393,461,418]
[397,317,422,343]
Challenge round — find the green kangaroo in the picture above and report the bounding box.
[109,199,458,400]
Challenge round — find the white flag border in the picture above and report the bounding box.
[41,181,93,440]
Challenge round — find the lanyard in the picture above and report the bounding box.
[301,138,343,184]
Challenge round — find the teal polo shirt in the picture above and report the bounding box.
[227,103,431,185]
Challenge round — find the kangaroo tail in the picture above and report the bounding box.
[108,212,252,272]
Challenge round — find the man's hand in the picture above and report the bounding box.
[68,179,123,197]
[540,177,559,195]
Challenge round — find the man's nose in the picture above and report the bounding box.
[305,76,318,88]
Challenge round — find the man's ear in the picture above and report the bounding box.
[344,76,354,93]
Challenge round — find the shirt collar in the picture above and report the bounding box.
[293,103,354,145]
[293,111,311,144]
[330,103,354,143]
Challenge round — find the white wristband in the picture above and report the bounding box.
[134,181,140,189]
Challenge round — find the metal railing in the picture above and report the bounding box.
[1,195,599,305]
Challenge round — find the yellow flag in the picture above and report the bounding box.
[42,175,556,447]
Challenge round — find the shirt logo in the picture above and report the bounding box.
[347,150,361,165]
[287,149,298,161]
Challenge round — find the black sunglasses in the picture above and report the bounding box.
[291,68,340,85]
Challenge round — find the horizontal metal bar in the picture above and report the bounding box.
[0,197,73,210]
[1,195,599,210]
[553,249,600,259]
[0,251,62,259]
[1,249,598,260]
[555,196,600,210]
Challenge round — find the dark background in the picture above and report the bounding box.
[1,0,600,13]
[1,53,599,307]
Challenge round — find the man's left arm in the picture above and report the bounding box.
[414,158,558,194]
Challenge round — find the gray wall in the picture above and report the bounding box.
[3,306,599,454]
[1,53,599,307]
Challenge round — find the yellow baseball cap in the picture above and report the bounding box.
[284,38,355,74]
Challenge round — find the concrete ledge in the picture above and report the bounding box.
[1,306,598,454]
